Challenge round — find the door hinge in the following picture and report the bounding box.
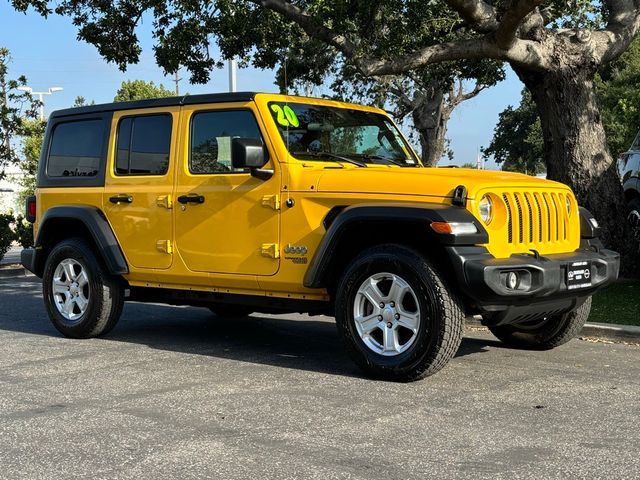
[261,243,280,259]
[156,240,173,254]
[156,195,173,209]
[261,194,281,211]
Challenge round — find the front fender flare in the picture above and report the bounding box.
[303,203,487,289]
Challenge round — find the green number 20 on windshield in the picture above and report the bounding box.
[270,104,300,128]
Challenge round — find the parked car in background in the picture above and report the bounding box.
[618,131,640,238]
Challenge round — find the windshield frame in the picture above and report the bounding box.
[266,100,422,167]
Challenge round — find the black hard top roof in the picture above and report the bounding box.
[51,91,258,118]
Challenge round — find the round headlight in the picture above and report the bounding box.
[566,196,572,216]
[479,195,493,224]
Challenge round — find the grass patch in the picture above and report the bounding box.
[590,280,640,326]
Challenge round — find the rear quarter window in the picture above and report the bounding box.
[47,120,104,177]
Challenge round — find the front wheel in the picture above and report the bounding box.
[42,238,124,339]
[488,297,592,350]
[335,245,464,382]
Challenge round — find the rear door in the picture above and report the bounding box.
[103,108,179,270]
[174,102,280,276]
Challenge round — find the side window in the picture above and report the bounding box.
[116,114,172,175]
[47,120,103,177]
[190,110,263,174]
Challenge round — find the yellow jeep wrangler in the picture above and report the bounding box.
[21,92,619,381]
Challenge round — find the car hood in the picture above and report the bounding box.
[314,167,567,200]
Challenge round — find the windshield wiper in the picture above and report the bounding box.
[347,153,415,167]
[291,150,367,167]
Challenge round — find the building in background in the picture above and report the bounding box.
[0,164,24,214]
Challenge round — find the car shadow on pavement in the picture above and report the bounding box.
[0,277,497,379]
[115,309,496,378]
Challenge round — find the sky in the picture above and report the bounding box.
[0,2,524,169]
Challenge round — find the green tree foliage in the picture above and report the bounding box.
[114,80,175,102]
[483,90,545,175]
[597,37,640,157]
[16,118,46,207]
[73,95,95,107]
[0,212,15,261]
[13,214,33,248]
[0,47,39,180]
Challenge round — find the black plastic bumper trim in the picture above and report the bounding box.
[445,245,620,322]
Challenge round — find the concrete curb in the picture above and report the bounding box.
[580,322,640,343]
[465,317,640,343]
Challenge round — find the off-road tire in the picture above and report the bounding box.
[42,238,124,338]
[335,244,464,382]
[208,305,253,318]
[488,297,592,350]
[627,197,640,242]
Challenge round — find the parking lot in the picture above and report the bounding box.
[1,275,639,479]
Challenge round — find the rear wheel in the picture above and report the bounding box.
[488,297,591,350]
[42,238,124,338]
[335,245,464,382]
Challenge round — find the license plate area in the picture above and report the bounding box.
[566,261,592,290]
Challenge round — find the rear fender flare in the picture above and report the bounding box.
[33,205,128,276]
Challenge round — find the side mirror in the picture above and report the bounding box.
[231,136,265,163]
[231,137,272,180]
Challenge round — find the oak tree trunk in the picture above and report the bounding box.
[410,89,451,167]
[514,65,638,273]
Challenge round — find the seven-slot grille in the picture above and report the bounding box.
[501,191,570,247]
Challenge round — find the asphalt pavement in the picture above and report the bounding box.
[0,275,639,479]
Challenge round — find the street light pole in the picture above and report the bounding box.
[228,59,237,93]
[17,86,63,120]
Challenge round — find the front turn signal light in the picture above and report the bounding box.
[430,222,478,235]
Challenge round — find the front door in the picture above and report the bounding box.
[174,103,280,276]
[103,108,178,270]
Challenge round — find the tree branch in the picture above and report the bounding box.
[359,36,548,75]
[495,0,544,49]
[461,82,487,102]
[251,0,358,58]
[253,0,548,76]
[387,85,415,112]
[444,0,499,33]
[593,0,640,63]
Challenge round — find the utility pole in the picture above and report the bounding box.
[17,86,63,120]
[173,69,182,96]
[228,59,237,93]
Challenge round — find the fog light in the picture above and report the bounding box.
[506,271,519,290]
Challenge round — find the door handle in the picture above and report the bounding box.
[109,194,133,204]
[177,194,205,204]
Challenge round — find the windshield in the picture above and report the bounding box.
[268,102,420,167]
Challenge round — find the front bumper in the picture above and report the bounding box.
[446,241,620,325]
